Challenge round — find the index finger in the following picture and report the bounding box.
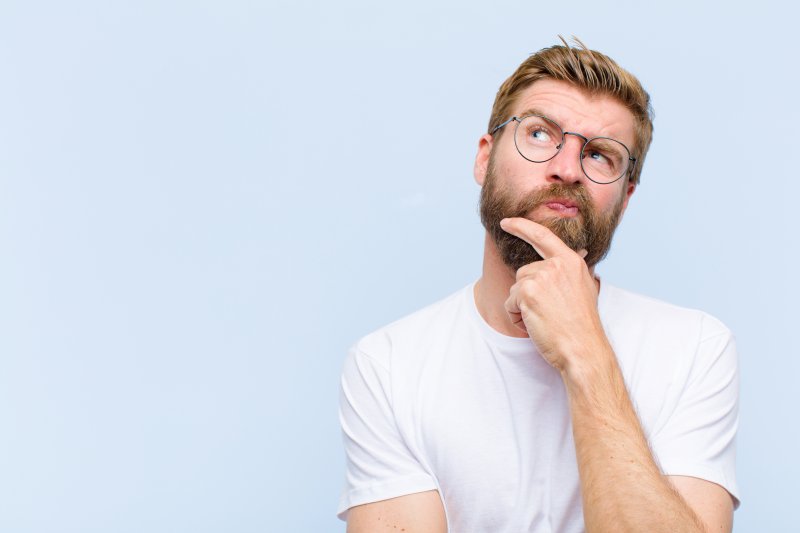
[499,217,573,259]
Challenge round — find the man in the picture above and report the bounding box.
[337,39,739,533]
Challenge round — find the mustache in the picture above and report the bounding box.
[508,183,593,218]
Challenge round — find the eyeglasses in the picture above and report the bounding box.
[491,114,637,184]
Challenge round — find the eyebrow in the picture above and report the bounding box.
[516,107,551,120]
[589,138,625,154]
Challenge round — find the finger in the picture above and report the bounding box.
[503,292,527,332]
[504,290,520,315]
[500,217,573,259]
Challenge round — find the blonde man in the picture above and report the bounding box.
[338,39,739,533]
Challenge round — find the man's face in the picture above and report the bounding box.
[475,79,637,271]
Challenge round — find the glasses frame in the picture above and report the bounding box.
[491,114,637,185]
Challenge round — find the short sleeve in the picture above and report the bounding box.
[651,314,740,506]
[337,344,437,520]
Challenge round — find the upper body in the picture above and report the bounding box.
[339,281,739,532]
[339,39,739,533]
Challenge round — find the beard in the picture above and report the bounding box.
[479,159,625,271]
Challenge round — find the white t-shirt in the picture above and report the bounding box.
[338,282,739,532]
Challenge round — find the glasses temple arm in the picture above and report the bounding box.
[490,117,517,135]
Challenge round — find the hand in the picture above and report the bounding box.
[500,217,610,373]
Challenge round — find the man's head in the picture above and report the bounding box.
[488,38,653,186]
[475,38,654,271]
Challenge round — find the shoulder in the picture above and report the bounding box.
[599,282,737,400]
[351,285,474,370]
[600,282,732,341]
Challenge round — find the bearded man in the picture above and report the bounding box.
[337,39,739,533]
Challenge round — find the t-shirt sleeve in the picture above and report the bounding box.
[337,343,437,520]
[651,314,740,507]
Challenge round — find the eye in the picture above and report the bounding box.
[582,138,630,181]
[583,139,626,172]
[587,150,609,165]
[516,116,561,158]
[530,127,551,143]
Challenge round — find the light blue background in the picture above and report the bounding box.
[0,1,796,531]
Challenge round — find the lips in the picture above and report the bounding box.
[543,198,580,216]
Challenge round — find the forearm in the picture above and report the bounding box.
[563,342,707,533]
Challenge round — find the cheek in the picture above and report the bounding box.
[493,156,545,190]
[589,184,627,213]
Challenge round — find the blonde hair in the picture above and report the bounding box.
[489,37,654,184]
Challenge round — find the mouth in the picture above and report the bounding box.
[542,198,580,217]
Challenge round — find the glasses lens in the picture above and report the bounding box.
[514,115,562,163]
[581,137,631,184]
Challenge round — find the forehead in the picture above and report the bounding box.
[511,79,636,146]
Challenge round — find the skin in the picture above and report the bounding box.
[347,79,734,533]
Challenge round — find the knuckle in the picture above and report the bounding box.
[567,253,585,271]
[516,264,533,280]
[520,278,537,294]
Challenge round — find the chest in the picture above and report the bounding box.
[413,353,584,532]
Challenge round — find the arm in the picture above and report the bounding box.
[668,476,734,532]
[499,217,735,533]
[347,491,447,533]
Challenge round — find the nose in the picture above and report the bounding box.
[545,132,586,185]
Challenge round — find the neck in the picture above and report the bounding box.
[474,231,599,338]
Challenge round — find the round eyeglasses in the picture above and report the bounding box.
[491,114,637,184]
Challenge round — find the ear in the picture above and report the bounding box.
[618,180,637,218]
[473,133,494,186]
